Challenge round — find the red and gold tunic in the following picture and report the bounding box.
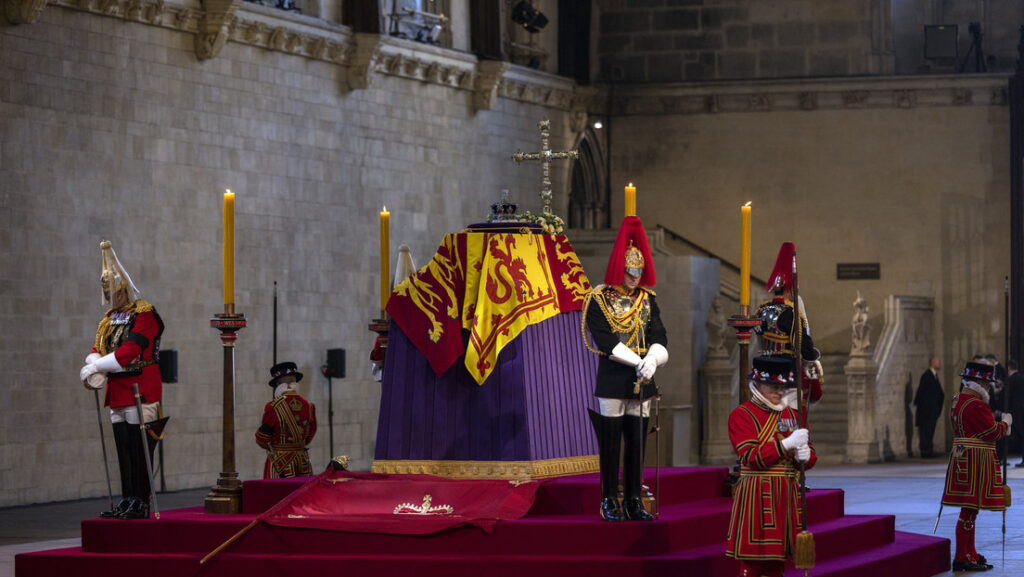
[255,391,317,479]
[726,399,817,561]
[941,388,1008,510]
[92,299,164,409]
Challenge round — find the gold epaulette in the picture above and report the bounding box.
[132,299,154,314]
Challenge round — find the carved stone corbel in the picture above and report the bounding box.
[195,0,239,61]
[4,0,49,24]
[347,33,382,90]
[569,86,598,133]
[474,61,508,112]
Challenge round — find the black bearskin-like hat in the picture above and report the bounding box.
[748,356,796,388]
[269,361,303,387]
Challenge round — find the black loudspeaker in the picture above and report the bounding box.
[326,348,346,379]
[924,25,958,60]
[158,349,178,383]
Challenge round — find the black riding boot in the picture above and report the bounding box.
[101,422,133,518]
[118,422,151,520]
[588,410,624,522]
[622,414,653,521]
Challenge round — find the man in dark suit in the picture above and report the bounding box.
[914,356,944,458]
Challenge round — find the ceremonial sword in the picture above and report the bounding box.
[132,383,160,519]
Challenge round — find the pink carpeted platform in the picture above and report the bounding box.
[15,467,950,577]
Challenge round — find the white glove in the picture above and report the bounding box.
[80,363,99,382]
[804,359,823,380]
[795,445,811,463]
[85,353,101,364]
[646,343,669,367]
[637,357,657,380]
[1002,413,1013,428]
[780,429,809,451]
[80,352,123,382]
[609,342,642,367]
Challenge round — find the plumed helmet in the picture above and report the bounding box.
[766,242,796,293]
[99,240,139,307]
[604,216,656,287]
[748,355,797,388]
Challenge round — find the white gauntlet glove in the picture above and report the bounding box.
[609,342,642,367]
[636,357,656,380]
[80,352,123,384]
[780,429,808,452]
[795,444,811,463]
[1002,413,1013,428]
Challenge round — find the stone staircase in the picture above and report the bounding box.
[809,354,851,463]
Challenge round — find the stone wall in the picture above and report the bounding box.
[0,5,585,506]
[602,75,1010,415]
[594,0,1024,83]
[595,0,888,82]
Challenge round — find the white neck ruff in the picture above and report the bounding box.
[963,381,990,404]
[749,381,786,412]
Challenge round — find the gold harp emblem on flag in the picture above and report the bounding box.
[393,494,454,515]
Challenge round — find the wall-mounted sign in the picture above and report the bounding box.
[837,263,880,280]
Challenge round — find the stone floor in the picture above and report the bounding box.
[2,459,1024,576]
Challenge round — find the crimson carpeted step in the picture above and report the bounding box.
[79,488,844,557]
[241,477,309,514]
[529,467,729,515]
[640,514,898,576]
[779,530,950,577]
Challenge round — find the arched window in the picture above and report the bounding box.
[568,127,608,230]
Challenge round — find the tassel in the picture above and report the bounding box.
[1004,484,1012,507]
[794,530,815,569]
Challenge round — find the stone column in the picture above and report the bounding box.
[702,296,736,464]
[845,352,879,463]
[702,350,736,464]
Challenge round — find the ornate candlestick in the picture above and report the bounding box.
[368,313,389,363]
[727,305,760,403]
[205,303,247,513]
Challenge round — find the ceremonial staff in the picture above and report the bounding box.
[1002,276,1010,563]
[93,388,115,514]
[791,250,814,574]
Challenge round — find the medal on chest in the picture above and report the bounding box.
[777,417,799,433]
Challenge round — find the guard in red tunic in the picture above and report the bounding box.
[256,362,317,478]
[941,361,1012,572]
[79,240,166,520]
[726,355,817,577]
[754,242,823,404]
[582,216,668,522]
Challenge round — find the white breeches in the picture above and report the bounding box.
[597,397,651,418]
[109,402,159,425]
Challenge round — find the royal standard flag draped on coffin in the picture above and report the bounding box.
[387,231,590,385]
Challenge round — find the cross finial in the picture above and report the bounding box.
[512,119,579,214]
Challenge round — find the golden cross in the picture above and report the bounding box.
[512,119,579,214]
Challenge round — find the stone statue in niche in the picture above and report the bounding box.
[851,291,871,354]
[706,296,728,356]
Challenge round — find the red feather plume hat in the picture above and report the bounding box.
[765,241,796,293]
[604,216,656,287]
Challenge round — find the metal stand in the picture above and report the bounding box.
[327,375,334,458]
[727,306,760,401]
[726,306,760,490]
[205,304,247,514]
